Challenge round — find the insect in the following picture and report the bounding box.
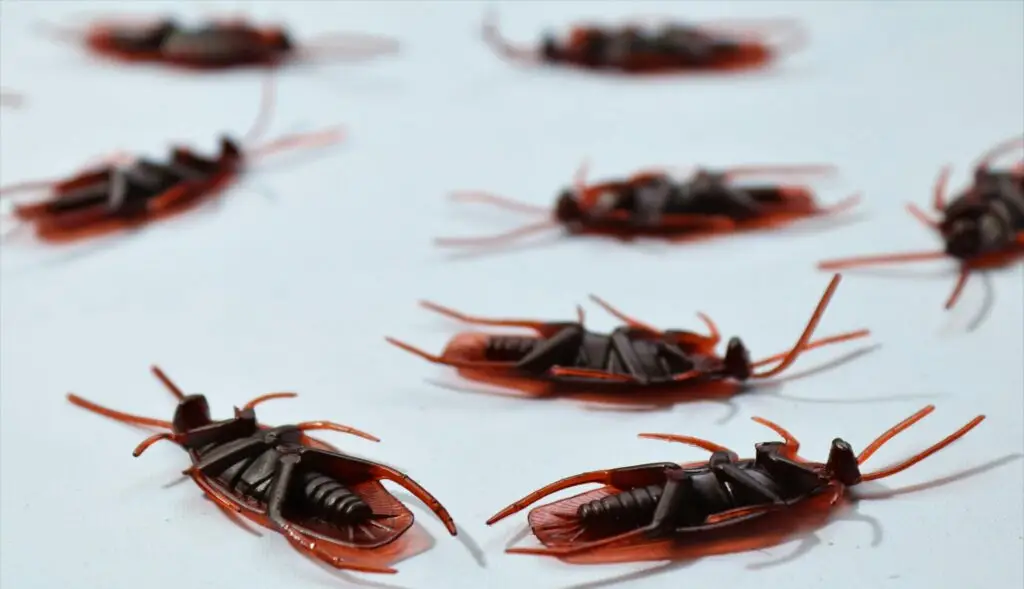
[385,274,869,399]
[435,161,859,249]
[40,15,399,70]
[486,404,985,561]
[818,135,1024,309]
[0,78,343,244]
[66,365,458,575]
[482,11,806,75]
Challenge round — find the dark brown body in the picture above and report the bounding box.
[174,397,413,549]
[476,324,747,386]
[940,169,1024,259]
[560,172,811,230]
[543,25,761,73]
[12,139,241,243]
[540,441,842,547]
[86,20,294,69]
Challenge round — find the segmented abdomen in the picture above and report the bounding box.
[577,484,663,530]
[299,471,373,523]
[485,336,537,362]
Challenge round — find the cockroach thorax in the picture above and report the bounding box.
[555,189,584,223]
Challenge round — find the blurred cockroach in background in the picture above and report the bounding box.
[436,161,859,249]
[819,135,1024,310]
[482,11,805,75]
[0,77,344,244]
[38,14,399,71]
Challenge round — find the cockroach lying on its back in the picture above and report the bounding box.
[40,15,399,70]
[386,274,869,400]
[482,11,806,75]
[0,77,343,244]
[819,135,1024,309]
[488,405,984,563]
[67,366,458,575]
[436,161,859,249]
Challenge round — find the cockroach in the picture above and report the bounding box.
[486,404,985,561]
[66,365,458,575]
[482,11,806,75]
[819,135,1024,310]
[40,15,399,71]
[0,77,343,244]
[435,161,859,249]
[385,274,869,398]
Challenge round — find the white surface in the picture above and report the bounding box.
[1,1,1022,588]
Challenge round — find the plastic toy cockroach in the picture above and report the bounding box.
[819,135,1024,309]
[385,274,868,398]
[435,162,859,249]
[40,15,399,71]
[0,78,342,244]
[486,404,984,561]
[482,12,806,75]
[66,366,458,575]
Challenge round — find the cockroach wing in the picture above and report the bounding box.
[160,28,274,66]
[292,448,416,548]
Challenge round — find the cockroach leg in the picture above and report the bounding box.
[587,294,661,334]
[241,392,298,411]
[856,405,936,464]
[637,432,739,458]
[487,463,679,525]
[906,202,939,230]
[860,413,986,482]
[419,300,553,331]
[749,417,801,455]
[66,393,173,429]
[294,421,380,443]
[933,165,952,211]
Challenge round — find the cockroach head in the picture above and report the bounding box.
[219,137,244,164]
[723,337,752,381]
[172,394,213,433]
[942,202,1009,259]
[260,27,295,53]
[825,438,861,486]
[540,33,561,61]
[555,189,584,224]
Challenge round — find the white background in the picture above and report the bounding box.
[1,1,1022,588]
